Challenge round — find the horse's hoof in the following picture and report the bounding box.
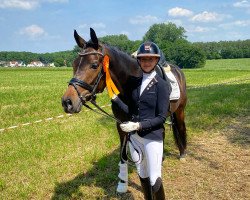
[116,181,128,193]
[179,154,187,162]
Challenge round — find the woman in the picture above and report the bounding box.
[112,42,171,199]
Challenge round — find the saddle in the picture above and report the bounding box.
[155,62,180,100]
[155,63,168,81]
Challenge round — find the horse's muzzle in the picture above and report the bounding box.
[61,97,82,113]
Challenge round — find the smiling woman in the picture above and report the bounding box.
[139,57,159,72]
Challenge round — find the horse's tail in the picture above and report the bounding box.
[171,112,186,156]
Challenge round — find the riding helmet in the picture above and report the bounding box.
[137,42,161,58]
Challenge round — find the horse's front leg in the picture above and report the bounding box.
[116,126,129,193]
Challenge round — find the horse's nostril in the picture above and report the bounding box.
[67,100,73,110]
[62,98,73,109]
[66,99,72,106]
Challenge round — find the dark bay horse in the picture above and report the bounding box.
[62,28,187,193]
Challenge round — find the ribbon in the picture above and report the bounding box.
[103,55,120,98]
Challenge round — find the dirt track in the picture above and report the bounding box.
[119,117,249,200]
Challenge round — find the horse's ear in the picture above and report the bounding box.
[74,29,86,48]
[90,28,98,46]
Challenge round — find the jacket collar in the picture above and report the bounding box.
[137,74,158,98]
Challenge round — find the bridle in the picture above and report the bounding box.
[68,47,122,123]
[68,49,105,102]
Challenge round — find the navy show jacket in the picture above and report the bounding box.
[112,74,171,141]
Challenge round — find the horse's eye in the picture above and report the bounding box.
[91,63,98,69]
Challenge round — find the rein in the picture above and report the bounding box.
[120,133,143,166]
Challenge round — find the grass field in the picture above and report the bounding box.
[204,58,250,70]
[0,58,249,199]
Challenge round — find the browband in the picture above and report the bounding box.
[78,51,104,56]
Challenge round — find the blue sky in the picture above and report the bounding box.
[0,0,249,53]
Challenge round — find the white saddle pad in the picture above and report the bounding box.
[164,66,180,100]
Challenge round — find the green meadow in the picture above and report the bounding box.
[0,58,249,199]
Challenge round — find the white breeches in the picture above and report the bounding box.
[129,133,163,186]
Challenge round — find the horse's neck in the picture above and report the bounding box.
[107,49,141,95]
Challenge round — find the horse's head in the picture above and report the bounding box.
[62,28,106,113]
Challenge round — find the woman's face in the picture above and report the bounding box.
[138,56,159,73]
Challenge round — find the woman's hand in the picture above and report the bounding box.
[120,122,140,132]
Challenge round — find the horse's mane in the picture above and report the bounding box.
[103,44,136,63]
[101,44,141,98]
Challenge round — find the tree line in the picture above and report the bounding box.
[0,23,249,68]
[0,50,76,67]
[193,40,250,59]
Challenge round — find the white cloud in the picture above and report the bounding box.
[129,15,160,25]
[187,26,216,33]
[191,11,228,22]
[46,0,68,2]
[168,7,193,17]
[233,20,250,26]
[19,24,47,39]
[121,31,130,36]
[96,30,107,37]
[0,0,68,10]
[78,23,105,31]
[0,0,39,10]
[233,0,250,8]
[78,24,87,29]
[224,31,246,40]
[165,19,183,26]
[90,23,106,29]
[219,20,250,29]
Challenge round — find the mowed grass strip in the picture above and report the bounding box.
[204,58,250,70]
[0,59,249,199]
[185,58,250,87]
[186,82,249,133]
[0,68,71,127]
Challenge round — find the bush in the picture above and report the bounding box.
[163,40,206,68]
